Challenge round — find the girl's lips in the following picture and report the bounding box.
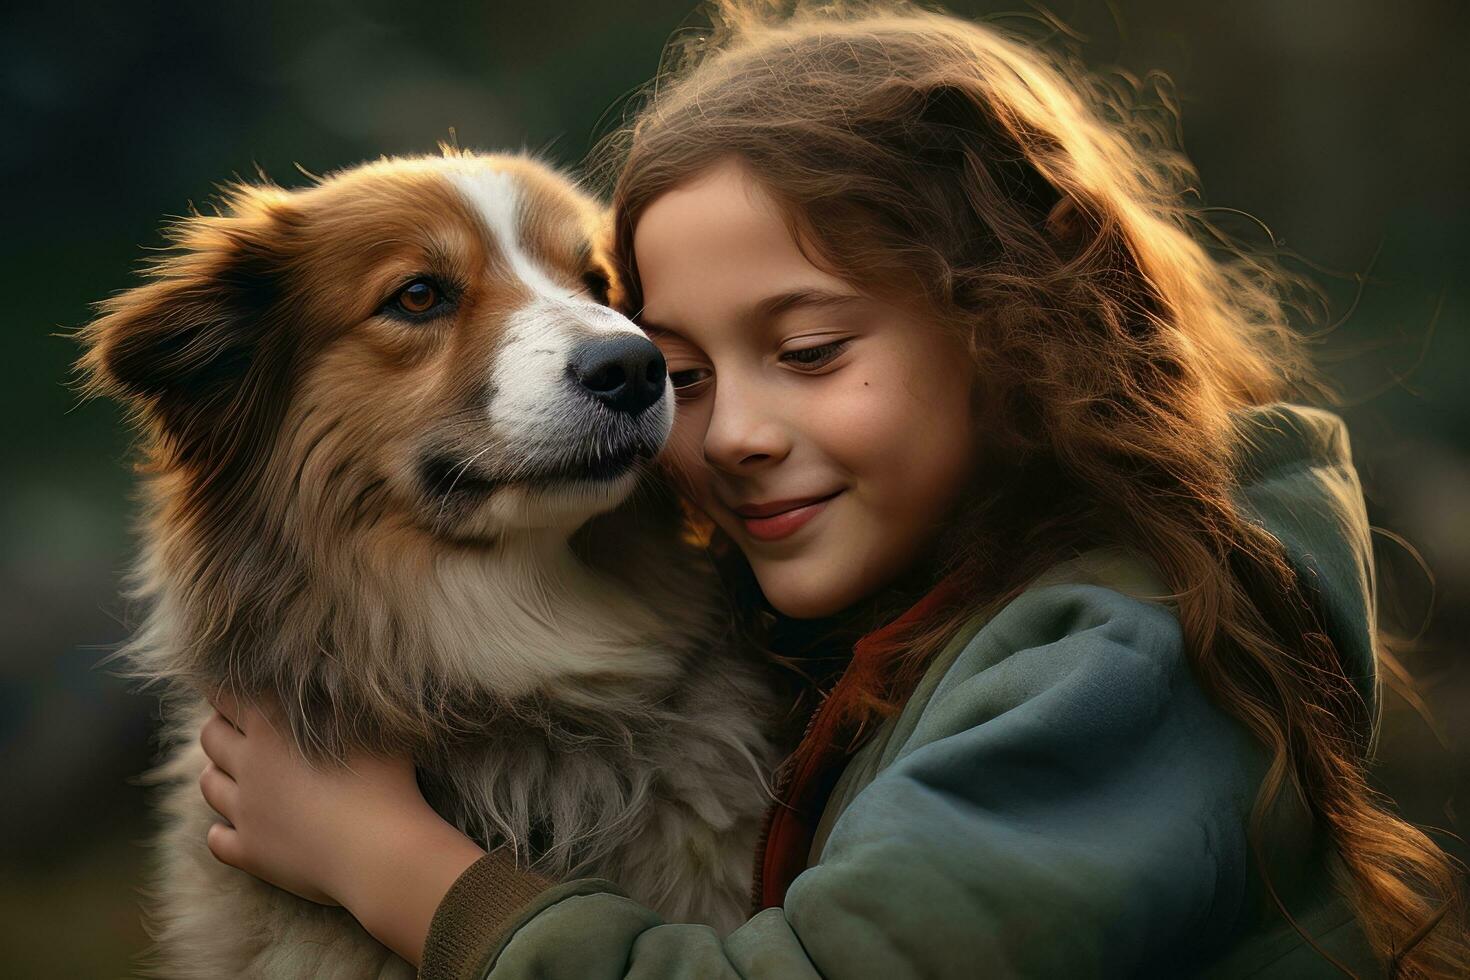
[739,491,842,541]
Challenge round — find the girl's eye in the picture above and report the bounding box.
[382,278,449,320]
[668,367,712,398]
[780,339,850,370]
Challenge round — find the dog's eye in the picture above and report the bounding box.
[581,269,611,306]
[378,277,457,323]
[396,279,440,315]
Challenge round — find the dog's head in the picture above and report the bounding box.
[80,151,670,545]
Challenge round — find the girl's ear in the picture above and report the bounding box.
[79,207,288,458]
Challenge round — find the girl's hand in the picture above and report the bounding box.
[197,690,423,907]
[198,691,487,965]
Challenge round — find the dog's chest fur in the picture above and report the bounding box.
[423,660,774,931]
[131,507,780,978]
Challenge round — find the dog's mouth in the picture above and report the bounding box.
[418,441,656,502]
[418,455,504,501]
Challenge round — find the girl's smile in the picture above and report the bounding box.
[633,159,979,618]
[733,489,844,541]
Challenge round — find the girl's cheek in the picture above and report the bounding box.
[661,406,715,496]
[834,357,974,508]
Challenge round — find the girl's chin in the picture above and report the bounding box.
[751,560,872,620]
[762,590,851,620]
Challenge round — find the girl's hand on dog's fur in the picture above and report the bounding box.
[197,690,416,907]
[197,691,488,965]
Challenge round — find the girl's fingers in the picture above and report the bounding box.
[205,820,244,870]
[199,761,239,823]
[200,709,245,776]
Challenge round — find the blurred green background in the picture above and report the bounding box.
[3,1,1466,975]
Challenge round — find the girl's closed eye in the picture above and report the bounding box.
[664,338,853,399]
[780,338,851,370]
[669,365,712,398]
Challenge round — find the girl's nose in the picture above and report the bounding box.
[701,379,791,472]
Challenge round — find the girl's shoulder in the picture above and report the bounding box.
[806,549,1259,971]
[839,545,1192,787]
[815,547,1381,974]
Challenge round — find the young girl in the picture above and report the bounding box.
[195,3,1468,976]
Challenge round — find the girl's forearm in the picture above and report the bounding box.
[340,806,488,967]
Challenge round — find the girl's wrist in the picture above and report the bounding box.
[340,803,488,967]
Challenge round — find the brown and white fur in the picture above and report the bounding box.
[80,150,779,979]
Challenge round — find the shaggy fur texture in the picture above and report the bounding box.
[81,150,780,978]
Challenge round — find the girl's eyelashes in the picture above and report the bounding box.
[665,338,854,401]
[668,367,713,399]
[779,338,851,370]
[660,337,854,403]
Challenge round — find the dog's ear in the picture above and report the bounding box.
[79,189,292,462]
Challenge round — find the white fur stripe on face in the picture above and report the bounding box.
[449,169,575,302]
[447,166,643,337]
[448,167,656,438]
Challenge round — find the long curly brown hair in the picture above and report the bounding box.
[591,2,1467,974]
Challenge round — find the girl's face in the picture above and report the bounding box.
[633,160,978,619]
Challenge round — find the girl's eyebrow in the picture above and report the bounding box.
[640,288,864,339]
[749,288,865,325]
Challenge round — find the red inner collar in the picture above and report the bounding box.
[754,569,968,910]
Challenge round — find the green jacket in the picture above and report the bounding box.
[420,403,1385,979]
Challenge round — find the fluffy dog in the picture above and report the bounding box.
[80,150,779,978]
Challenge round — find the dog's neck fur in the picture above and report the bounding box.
[122,461,732,764]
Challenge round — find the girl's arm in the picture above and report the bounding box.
[198,694,526,967]
[201,584,1325,979]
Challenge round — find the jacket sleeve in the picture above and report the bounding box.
[419,583,1267,979]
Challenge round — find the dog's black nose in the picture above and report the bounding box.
[567,335,667,416]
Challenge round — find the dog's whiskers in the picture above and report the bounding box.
[433,441,499,527]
